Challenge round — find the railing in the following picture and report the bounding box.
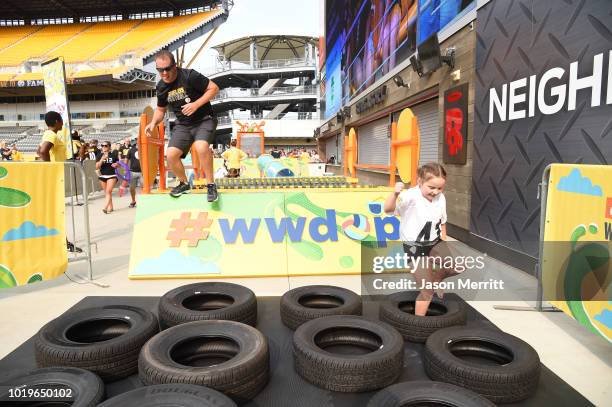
[216,111,321,126]
[208,57,316,74]
[212,85,317,102]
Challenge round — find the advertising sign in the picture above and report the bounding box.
[443,83,468,164]
[128,190,400,279]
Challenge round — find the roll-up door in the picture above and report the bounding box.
[325,135,338,162]
[357,116,390,166]
[410,98,439,166]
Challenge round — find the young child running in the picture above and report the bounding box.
[384,162,458,316]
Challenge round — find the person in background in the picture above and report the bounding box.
[0,141,12,160]
[96,141,120,214]
[119,138,131,160]
[118,138,131,197]
[221,139,247,178]
[71,130,82,160]
[125,140,141,208]
[38,111,82,253]
[270,146,281,159]
[300,148,310,163]
[10,145,22,161]
[87,139,100,160]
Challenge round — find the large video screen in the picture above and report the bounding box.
[418,0,474,44]
[323,0,474,119]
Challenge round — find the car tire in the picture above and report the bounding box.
[0,367,104,407]
[367,380,495,407]
[98,384,236,407]
[158,282,257,329]
[379,291,466,342]
[280,285,361,330]
[34,305,159,382]
[293,315,403,392]
[424,326,541,403]
[138,320,269,403]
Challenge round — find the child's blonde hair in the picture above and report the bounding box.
[418,162,447,182]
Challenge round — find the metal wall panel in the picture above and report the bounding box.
[411,98,440,166]
[472,0,612,256]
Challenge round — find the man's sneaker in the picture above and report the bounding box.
[67,241,83,253]
[170,182,190,198]
[207,183,218,202]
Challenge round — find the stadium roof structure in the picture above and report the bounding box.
[0,0,222,21]
[213,35,318,62]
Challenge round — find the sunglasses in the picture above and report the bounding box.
[101,144,110,147]
[156,64,175,73]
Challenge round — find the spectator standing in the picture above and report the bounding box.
[125,140,142,208]
[38,111,81,253]
[0,141,12,160]
[96,141,120,214]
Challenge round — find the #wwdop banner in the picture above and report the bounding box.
[41,57,73,159]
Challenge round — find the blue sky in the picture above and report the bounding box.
[185,0,321,73]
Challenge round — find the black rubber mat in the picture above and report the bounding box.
[0,295,593,406]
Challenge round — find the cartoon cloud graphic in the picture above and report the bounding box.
[2,221,60,241]
[557,168,603,196]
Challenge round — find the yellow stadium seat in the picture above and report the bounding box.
[0,24,90,66]
[49,20,139,63]
[0,26,41,51]
[0,9,223,72]
[93,10,222,61]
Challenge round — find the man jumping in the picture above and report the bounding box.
[145,50,220,202]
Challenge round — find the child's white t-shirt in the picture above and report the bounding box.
[393,186,447,243]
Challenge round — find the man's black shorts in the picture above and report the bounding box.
[168,116,217,158]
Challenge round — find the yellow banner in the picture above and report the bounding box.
[0,163,67,287]
[543,164,612,342]
[129,189,398,279]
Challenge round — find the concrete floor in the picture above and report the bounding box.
[0,189,610,405]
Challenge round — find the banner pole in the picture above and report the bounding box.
[536,164,552,312]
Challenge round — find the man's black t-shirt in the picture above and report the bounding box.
[96,150,119,176]
[156,68,214,125]
[270,149,281,159]
[120,144,130,159]
[126,145,141,173]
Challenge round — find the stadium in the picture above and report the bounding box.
[0,0,229,155]
[0,1,610,406]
